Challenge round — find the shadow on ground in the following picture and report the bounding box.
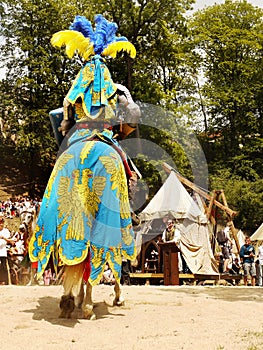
[23,296,124,327]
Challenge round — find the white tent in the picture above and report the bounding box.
[139,171,207,224]
[232,230,246,255]
[250,223,263,242]
[138,171,218,275]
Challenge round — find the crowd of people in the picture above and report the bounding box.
[144,219,263,287]
[0,211,57,286]
[217,225,263,286]
[0,196,42,219]
[0,196,43,285]
[1,196,262,287]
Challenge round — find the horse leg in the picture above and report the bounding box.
[75,282,84,308]
[82,280,96,320]
[113,281,125,306]
[27,266,38,286]
[59,263,84,318]
[59,294,75,319]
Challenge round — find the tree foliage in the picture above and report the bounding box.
[210,169,263,234]
[190,0,263,181]
[0,0,262,232]
[0,0,195,190]
[0,0,95,192]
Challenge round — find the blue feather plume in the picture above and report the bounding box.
[69,14,128,55]
[69,15,95,41]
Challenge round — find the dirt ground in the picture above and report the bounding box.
[0,284,262,350]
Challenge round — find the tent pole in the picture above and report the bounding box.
[162,163,237,218]
[206,190,216,223]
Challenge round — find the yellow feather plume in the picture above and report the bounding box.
[102,41,136,59]
[51,30,94,59]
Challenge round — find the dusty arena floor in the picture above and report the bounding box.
[0,284,262,350]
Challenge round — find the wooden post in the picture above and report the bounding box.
[141,242,146,273]
[220,190,240,252]
[206,190,217,222]
[162,163,237,218]
[159,242,180,285]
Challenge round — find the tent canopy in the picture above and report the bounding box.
[139,171,207,224]
[250,223,263,241]
[232,230,246,255]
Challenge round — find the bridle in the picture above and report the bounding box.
[19,209,36,233]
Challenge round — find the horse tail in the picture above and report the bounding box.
[63,261,85,298]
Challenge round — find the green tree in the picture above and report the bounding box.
[91,0,195,104]
[0,0,95,193]
[190,0,263,180]
[94,0,204,198]
[0,0,203,200]
[210,169,263,233]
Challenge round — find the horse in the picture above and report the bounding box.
[19,206,38,285]
[19,206,37,239]
[29,128,137,319]
[29,14,139,319]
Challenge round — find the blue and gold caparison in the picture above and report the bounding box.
[29,15,137,285]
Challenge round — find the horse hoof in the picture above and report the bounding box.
[82,305,96,320]
[89,313,96,321]
[59,295,75,318]
[83,311,96,320]
[113,298,125,307]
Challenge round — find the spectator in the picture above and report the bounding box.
[161,219,185,272]
[43,268,53,286]
[229,257,241,275]
[11,232,25,262]
[5,204,11,219]
[240,236,256,286]
[162,219,181,243]
[256,242,263,287]
[100,263,115,285]
[0,216,13,285]
[10,202,16,218]
[216,225,233,273]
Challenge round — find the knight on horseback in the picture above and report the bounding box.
[29,14,140,319]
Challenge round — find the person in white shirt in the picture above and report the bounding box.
[222,226,233,273]
[0,218,12,284]
[257,243,263,287]
[162,219,183,272]
[162,220,181,243]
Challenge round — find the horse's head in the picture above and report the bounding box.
[19,207,37,234]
